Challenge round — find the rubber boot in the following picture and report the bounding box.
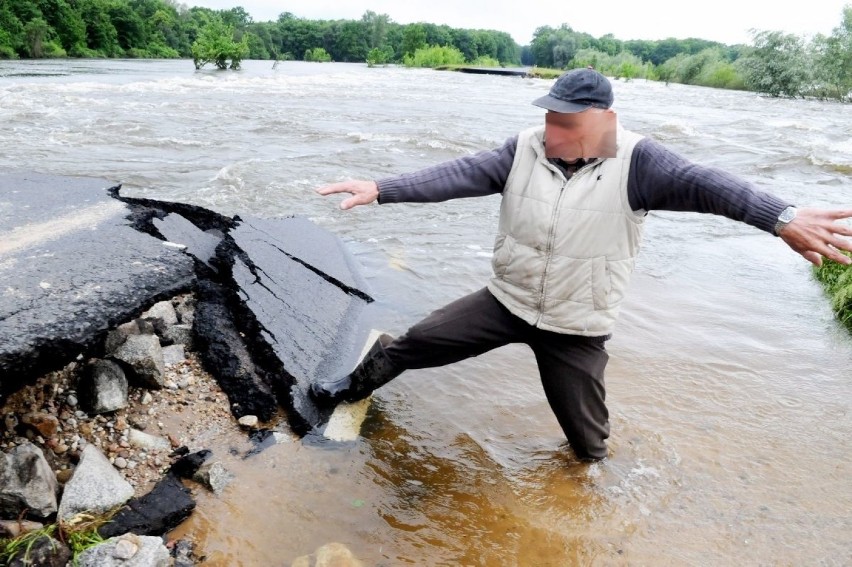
[310,334,401,406]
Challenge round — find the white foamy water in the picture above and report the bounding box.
[1,59,851,565]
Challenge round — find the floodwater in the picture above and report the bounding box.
[1,59,850,565]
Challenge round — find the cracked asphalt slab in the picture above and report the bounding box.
[1,172,377,436]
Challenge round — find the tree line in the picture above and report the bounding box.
[0,0,849,101]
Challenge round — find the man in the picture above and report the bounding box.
[310,68,852,460]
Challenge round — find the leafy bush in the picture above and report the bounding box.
[813,252,852,331]
[304,47,331,62]
[191,18,249,70]
[470,55,500,67]
[366,45,393,67]
[403,45,465,67]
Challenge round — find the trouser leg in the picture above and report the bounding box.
[531,333,611,460]
[385,287,526,369]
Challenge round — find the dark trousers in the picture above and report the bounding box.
[384,288,611,460]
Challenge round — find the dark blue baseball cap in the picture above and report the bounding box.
[532,68,614,113]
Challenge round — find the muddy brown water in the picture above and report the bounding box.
[1,59,850,565]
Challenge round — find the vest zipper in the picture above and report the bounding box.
[535,179,568,325]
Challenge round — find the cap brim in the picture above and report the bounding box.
[531,94,591,113]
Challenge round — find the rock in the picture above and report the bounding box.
[142,300,179,328]
[170,539,196,567]
[192,461,233,495]
[111,334,165,389]
[6,534,71,567]
[5,412,19,433]
[162,344,186,367]
[173,295,196,326]
[58,444,134,523]
[163,324,193,349]
[169,449,211,479]
[0,442,58,519]
[81,359,129,414]
[127,429,171,452]
[77,533,170,567]
[0,519,44,538]
[237,415,258,429]
[292,542,364,567]
[104,319,157,356]
[21,412,60,437]
[98,473,195,538]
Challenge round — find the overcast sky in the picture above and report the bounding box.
[184,0,848,45]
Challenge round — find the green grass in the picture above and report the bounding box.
[0,511,113,566]
[813,252,852,330]
[0,524,58,565]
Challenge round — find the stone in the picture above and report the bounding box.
[173,295,196,326]
[77,533,170,567]
[57,444,134,522]
[292,542,364,567]
[21,412,59,437]
[127,428,171,452]
[0,519,43,538]
[81,359,129,414]
[6,534,71,567]
[192,461,234,495]
[163,324,193,349]
[98,473,195,539]
[104,319,157,356]
[237,415,258,429]
[111,334,165,389]
[169,449,211,479]
[162,344,186,366]
[142,300,179,328]
[0,442,58,519]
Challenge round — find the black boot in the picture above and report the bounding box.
[310,334,401,406]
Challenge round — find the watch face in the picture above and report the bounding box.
[780,207,797,222]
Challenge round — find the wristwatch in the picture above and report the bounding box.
[774,206,797,236]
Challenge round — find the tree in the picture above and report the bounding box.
[811,5,852,101]
[401,23,426,57]
[24,17,49,57]
[191,17,248,69]
[78,0,122,56]
[736,30,810,97]
[361,10,389,49]
[304,46,331,62]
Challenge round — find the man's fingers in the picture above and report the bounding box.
[802,250,823,266]
[316,182,351,196]
[824,208,852,220]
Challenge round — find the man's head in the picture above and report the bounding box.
[532,68,614,113]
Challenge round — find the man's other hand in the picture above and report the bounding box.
[316,180,379,210]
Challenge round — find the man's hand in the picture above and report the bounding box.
[779,208,852,266]
[316,180,379,210]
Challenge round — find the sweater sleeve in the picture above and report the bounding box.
[627,137,791,234]
[377,135,517,204]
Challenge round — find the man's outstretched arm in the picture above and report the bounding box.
[315,136,517,210]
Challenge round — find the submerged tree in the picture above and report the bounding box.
[191,18,248,70]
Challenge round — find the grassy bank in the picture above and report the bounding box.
[813,253,852,331]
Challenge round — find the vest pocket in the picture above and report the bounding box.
[591,256,611,310]
[492,234,511,278]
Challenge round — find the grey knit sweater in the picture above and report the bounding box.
[377,134,790,235]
